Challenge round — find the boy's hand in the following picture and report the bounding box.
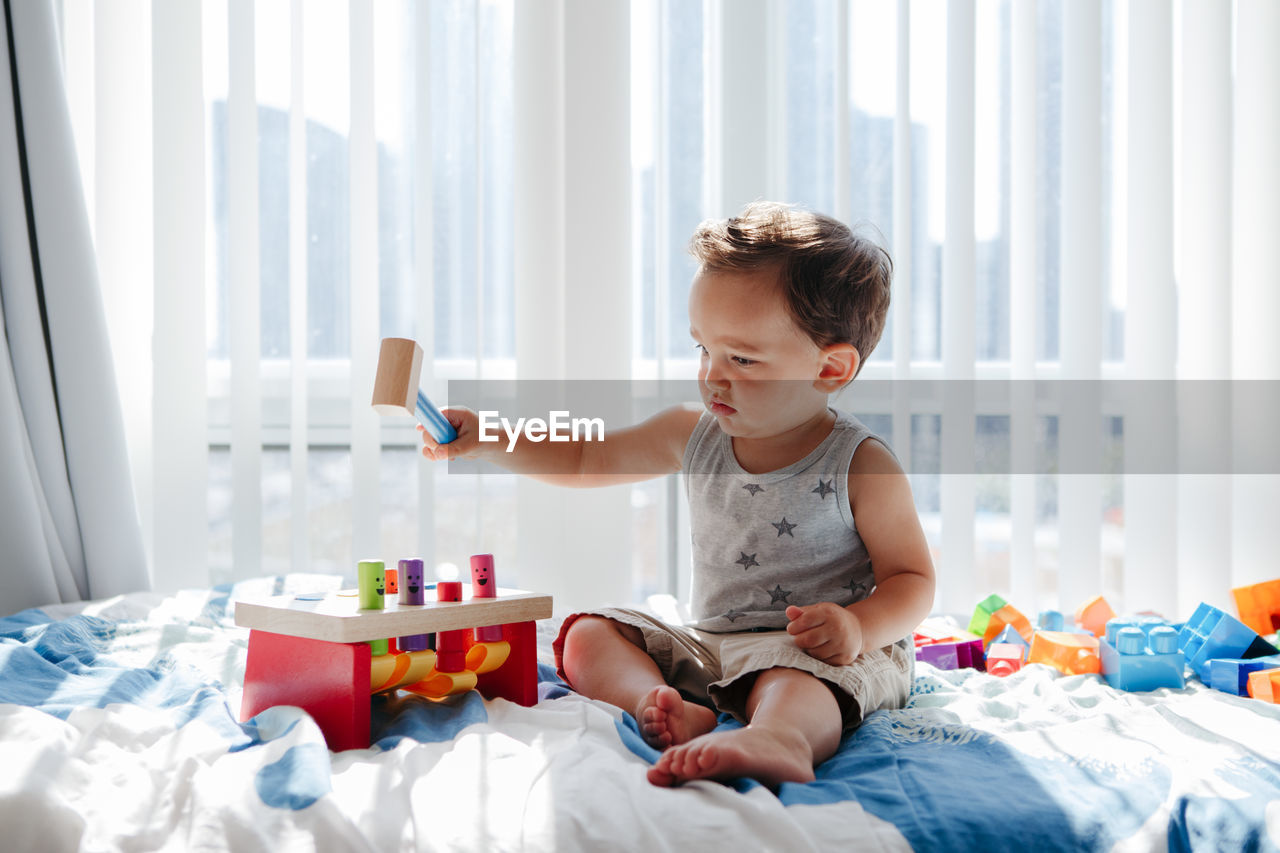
[418,407,488,462]
[785,603,864,666]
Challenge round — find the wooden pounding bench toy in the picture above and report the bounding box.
[237,339,553,750]
[236,557,553,751]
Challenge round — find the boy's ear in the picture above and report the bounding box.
[815,344,859,390]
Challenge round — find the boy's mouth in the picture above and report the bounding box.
[708,399,737,416]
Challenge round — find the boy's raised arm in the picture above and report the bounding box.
[420,403,703,488]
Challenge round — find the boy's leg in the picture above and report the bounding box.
[560,615,717,749]
[648,666,842,788]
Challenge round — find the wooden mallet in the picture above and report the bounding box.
[371,337,457,443]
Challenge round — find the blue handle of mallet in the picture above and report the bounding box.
[416,389,458,444]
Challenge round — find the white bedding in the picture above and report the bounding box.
[2,576,1279,852]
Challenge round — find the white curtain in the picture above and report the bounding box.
[0,0,147,617]
[59,0,1280,620]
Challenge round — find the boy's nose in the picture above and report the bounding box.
[703,362,728,390]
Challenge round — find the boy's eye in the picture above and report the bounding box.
[694,344,708,356]
[732,356,756,366]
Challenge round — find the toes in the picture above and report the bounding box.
[654,685,682,714]
[646,765,678,786]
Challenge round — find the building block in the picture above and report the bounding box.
[1099,620,1185,692]
[916,638,985,671]
[1028,631,1101,676]
[913,617,980,647]
[915,618,961,647]
[968,594,1008,638]
[1177,602,1280,683]
[1247,668,1280,703]
[1208,655,1280,696]
[986,643,1025,677]
[983,604,1034,648]
[1038,610,1066,631]
[1232,579,1280,638]
[1075,595,1116,637]
[992,624,1030,652]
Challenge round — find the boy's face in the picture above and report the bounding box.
[689,266,842,440]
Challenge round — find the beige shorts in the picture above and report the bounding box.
[553,607,915,730]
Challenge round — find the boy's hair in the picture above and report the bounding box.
[689,201,892,378]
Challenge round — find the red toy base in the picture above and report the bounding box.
[241,620,540,750]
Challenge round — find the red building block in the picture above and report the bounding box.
[986,643,1025,677]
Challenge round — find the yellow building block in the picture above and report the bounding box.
[1029,630,1101,676]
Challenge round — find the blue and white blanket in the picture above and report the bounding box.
[2,576,1279,852]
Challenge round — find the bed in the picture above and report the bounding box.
[3,574,1279,852]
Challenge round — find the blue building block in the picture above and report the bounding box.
[992,624,1030,652]
[1100,621,1185,691]
[1177,603,1280,683]
[1037,610,1065,631]
[1207,655,1280,696]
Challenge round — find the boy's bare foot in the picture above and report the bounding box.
[646,725,816,788]
[635,685,718,750]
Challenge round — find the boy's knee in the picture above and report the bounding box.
[564,614,644,653]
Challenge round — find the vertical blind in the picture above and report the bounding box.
[61,0,1277,619]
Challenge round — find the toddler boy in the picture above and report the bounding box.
[421,202,934,787]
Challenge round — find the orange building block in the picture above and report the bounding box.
[983,604,1035,647]
[1075,595,1116,637]
[1029,630,1101,676]
[1233,580,1280,638]
[1247,667,1280,703]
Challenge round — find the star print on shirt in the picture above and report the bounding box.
[743,483,765,496]
[724,609,745,622]
[768,585,792,604]
[845,578,870,599]
[772,517,797,537]
[812,479,836,499]
[735,552,760,570]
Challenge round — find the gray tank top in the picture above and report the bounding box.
[681,409,883,632]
